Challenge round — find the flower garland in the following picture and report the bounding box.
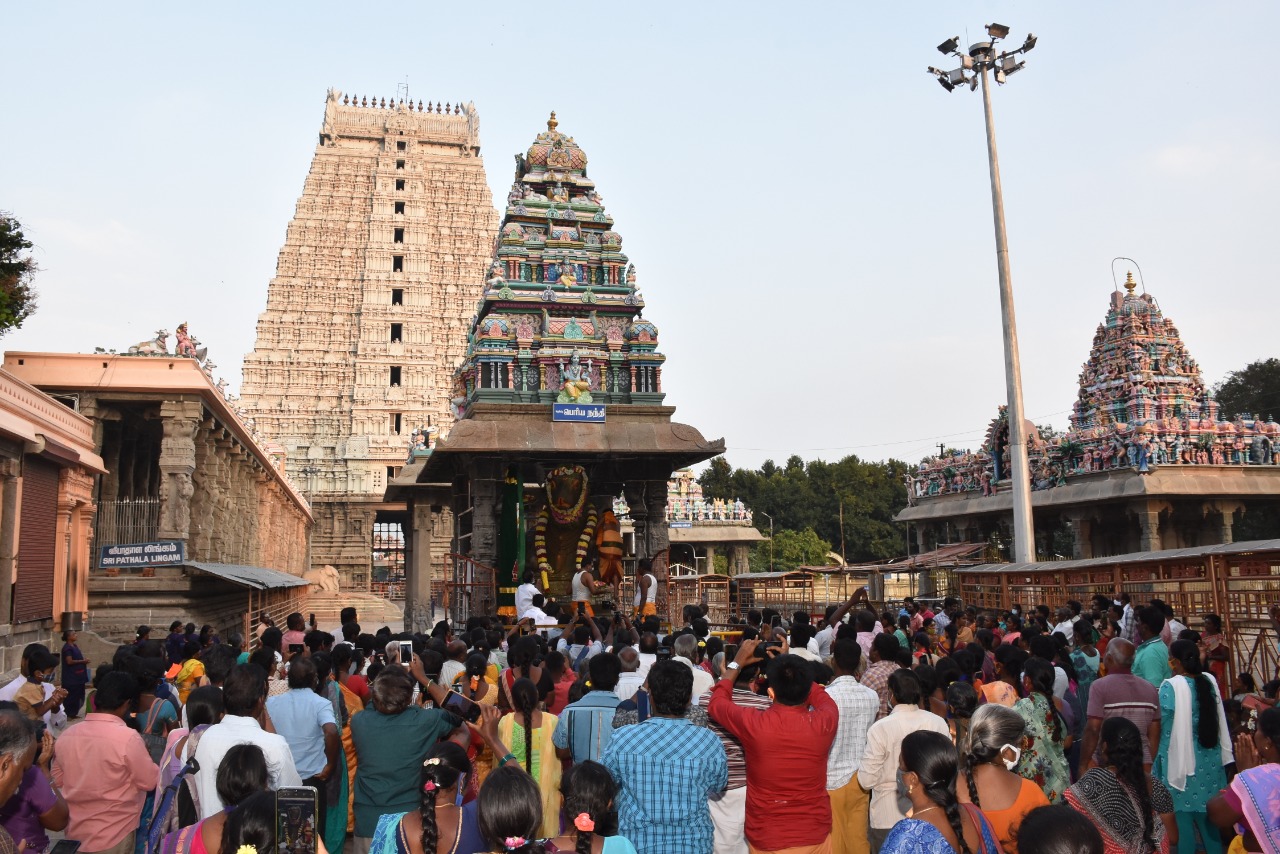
[534,502,599,585]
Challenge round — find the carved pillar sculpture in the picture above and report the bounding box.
[1063,514,1094,560]
[1134,501,1164,552]
[157,402,201,543]
[643,479,670,617]
[1212,501,1245,545]
[404,500,435,632]
[704,543,717,574]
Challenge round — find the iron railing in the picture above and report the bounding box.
[93,497,162,562]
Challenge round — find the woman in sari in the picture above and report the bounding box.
[451,654,498,790]
[313,653,350,854]
[958,704,1049,853]
[498,637,552,713]
[498,678,560,839]
[1209,706,1280,854]
[1067,717,1176,854]
[174,641,206,705]
[331,644,364,837]
[1013,658,1072,804]
[883,730,1002,854]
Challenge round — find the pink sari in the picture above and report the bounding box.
[1230,763,1280,854]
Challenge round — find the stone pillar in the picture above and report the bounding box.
[728,544,749,575]
[404,500,435,633]
[1063,514,1094,560]
[704,543,717,575]
[469,460,502,567]
[0,456,20,627]
[1212,501,1245,545]
[643,479,670,617]
[1134,501,1165,552]
[157,401,201,543]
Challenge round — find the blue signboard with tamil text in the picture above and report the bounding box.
[98,540,185,570]
[552,403,606,423]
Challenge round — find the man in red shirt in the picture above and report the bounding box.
[709,638,838,854]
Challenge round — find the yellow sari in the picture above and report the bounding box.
[175,659,205,705]
[498,712,560,839]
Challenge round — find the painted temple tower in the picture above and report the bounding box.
[389,113,723,627]
[898,273,1280,558]
[451,112,663,410]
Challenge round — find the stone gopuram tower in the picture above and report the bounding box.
[241,90,498,589]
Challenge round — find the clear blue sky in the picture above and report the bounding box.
[3,2,1277,472]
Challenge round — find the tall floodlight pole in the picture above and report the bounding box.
[929,24,1038,563]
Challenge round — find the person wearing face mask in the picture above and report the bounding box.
[858,669,950,854]
[957,704,1049,853]
[12,650,65,724]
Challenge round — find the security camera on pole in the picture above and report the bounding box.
[928,24,1039,563]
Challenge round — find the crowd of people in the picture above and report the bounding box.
[0,589,1275,854]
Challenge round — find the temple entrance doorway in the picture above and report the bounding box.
[372,511,407,602]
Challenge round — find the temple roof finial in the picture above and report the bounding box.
[547,111,558,132]
[1124,270,1136,294]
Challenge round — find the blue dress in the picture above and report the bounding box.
[1154,676,1229,813]
[882,811,1001,854]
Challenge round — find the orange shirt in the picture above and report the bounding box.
[978,777,1050,853]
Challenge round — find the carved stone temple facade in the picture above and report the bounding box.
[240,90,499,589]
[4,352,313,639]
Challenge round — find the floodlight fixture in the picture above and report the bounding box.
[923,22,1037,563]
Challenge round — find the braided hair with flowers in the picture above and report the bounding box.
[560,760,618,854]
[418,742,470,853]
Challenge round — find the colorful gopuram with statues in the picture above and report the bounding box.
[898,273,1280,559]
[449,111,662,409]
[387,113,723,628]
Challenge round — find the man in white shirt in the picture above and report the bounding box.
[515,571,541,620]
[0,644,58,727]
[521,594,558,632]
[195,664,301,818]
[858,669,949,854]
[672,634,714,701]
[827,639,880,854]
[633,633,659,683]
[438,641,468,687]
[614,647,646,701]
[814,591,862,660]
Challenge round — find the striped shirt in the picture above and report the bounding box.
[552,690,621,764]
[1085,673,1160,764]
[860,661,901,719]
[697,685,773,790]
[825,675,880,789]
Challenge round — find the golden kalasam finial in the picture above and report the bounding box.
[1124,270,1137,294]
[547,111,558,132]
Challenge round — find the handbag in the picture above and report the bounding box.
[141,698,170,764]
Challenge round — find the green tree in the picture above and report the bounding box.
[750,527,832,573]
[700,452,911,563]
[1213,358,1280,420]
[0,214,37,335]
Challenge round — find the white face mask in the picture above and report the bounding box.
[1000,744,1021,771]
